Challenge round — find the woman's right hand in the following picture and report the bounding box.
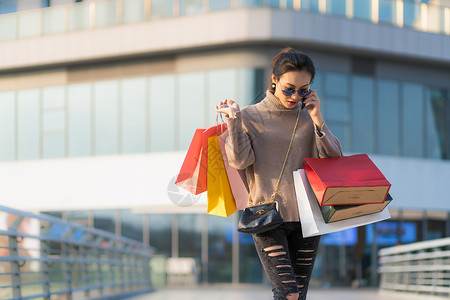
[216,99,240,118]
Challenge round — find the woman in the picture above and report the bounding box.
[216,48,343,300]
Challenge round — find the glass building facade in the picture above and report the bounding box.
[1,69,448,161]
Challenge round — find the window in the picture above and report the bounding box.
[352,76,375,153]
[377,80,400,156]
[18,89,40,160]
[178,214,202,259]
[324,73,350,151]
[121,78,146,154]
[149,214,172,257]
[149,75,176,152]
[121,210,144,242]
[93,210,117,234]
[426,88,448,159]
[0,91,15,161]
[208,215,233,283]
[301,0,319,12]
[0,0,17,14]
[94,80,119,155]
[207,69,237,125]
[402,82,424,158]
[42,86,66,159]
[68,83,91,157]
[327,0,346,17]
[178,72,207,150]
[353,0,371,21]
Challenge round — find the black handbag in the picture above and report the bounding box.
[237,109,300,234]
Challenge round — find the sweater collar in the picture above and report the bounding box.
[261,90,300,111]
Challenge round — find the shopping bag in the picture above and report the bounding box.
[303,154,391,206]
[218,131,249,210]
[206,134,237,217]
[320,193,393,223]
[294,169,390,238]
[175,124,226,194]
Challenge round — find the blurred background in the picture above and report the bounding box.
[0,0,449,292]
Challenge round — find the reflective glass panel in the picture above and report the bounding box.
[96,0,118,28]
[67,210,91,227]
[402,82,424,158]
[325,72,348,98]
[327,0,346,16]
[93,210,116,234]
[0,2,16,14]
[0,91,15,161]
[425,88,448,159]
[325,99,348,123]
[403,0,421,28]
[178,72,206,150]
[43,111,64,132]
[149,214,172,257]
[379,0,395,24]
[123,0,146,23]
[68,3,90,31]
[351,76,375,153]
[68,83,91,157]
[239,221,263,283]
[353,0,371,21]
[42,7,66,35]
[178,214,202,259]
[210,0,231,11]
[43,134,64,159]
[121,210,144,242]
[207,69,237,125]
[180,0,203,15]
[208,215,233,283]
[18,11,41,38]
[150,0,174,19]
[238,68,264,105]
[377,80,400,156]
[0,14,16,41]
[149,75,176,152]
[121,77,146,154]
[18,89,40,160]
[43,86,65,109]
[301,0,319,12]
[327,122,349,151]
[238,0,264,8]
[94,80,118,155]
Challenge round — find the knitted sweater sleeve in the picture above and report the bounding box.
[224,112,255,170]
[314,122,343,158]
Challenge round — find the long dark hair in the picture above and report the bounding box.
[269,47,316,93]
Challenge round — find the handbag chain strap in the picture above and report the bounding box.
[248,108,301,206]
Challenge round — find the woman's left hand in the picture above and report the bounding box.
[303,89,324,127]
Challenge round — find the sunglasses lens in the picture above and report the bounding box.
[299,90,311,97]
[282,89,294,96]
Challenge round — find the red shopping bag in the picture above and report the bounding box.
[175,124,226,194]
[303,154,391,206]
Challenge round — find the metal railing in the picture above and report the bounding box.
[0,0,449,42]
[378,237,450,299]
[0,205,154,300]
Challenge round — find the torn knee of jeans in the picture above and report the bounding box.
[263,245,284,252]
[297,285,304,288]
[268,251,287,257]
[296,275,307,278]
[298,249,315,253]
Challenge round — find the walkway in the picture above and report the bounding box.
[128,286,399,300]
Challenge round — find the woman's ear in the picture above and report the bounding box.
[271,74,277,84]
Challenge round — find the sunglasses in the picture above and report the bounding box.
[281,88,311,98]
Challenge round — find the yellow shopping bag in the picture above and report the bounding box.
[207,134,237,217]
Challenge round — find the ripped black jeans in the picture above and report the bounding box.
[252,222,320,300]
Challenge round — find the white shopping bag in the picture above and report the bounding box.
[293,169,391,238]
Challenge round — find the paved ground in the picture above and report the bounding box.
[127,286,400,300]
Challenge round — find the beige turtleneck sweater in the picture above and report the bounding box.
[225,91,343,222]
